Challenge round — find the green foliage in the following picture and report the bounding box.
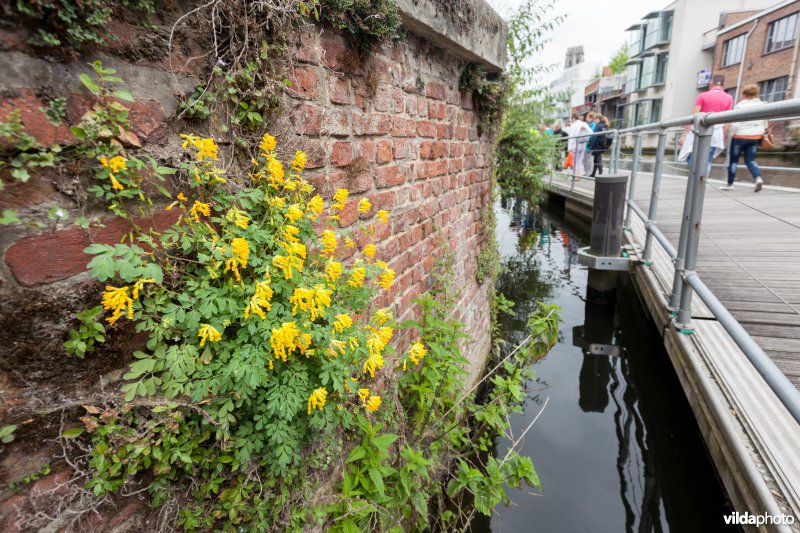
[12,0,156,54]
[476,203,500,284]
[319,0,402,51]
[0,109,59,189]
[178,85,215,121]
[460,63,508,136]
[222,55,284,132]
[64,306,106,359]
[40,96,67,125]
[608,42,630,75]
[8,464,51,492]
[0,424,17,444]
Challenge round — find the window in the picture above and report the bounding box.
[759,76,789,102]
[766,12,798,53]
[725,87,737,99]
[636,100,651,126]
[630,28,644,55]
[650,99,663,123]
[626,63,641,92]
[654,53,668,85]
[640,56,655,89]
[659,11,673,42]
[644,18,660,49]
[722,34,746,67]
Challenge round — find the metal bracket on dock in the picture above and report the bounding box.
[577,246,631,271]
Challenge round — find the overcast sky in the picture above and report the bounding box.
[487,0,669,84]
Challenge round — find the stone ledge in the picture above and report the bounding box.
[396,0,507,72]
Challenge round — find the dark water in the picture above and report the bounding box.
[471,199,737,533]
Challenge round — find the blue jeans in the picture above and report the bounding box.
[728,137,761,185]
[687,150,714,177]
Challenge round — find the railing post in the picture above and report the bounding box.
[675,116,714,329]
[610,130,620,173]
[623,132,642,229]
[571,137,577,192]
[643,129,668,263]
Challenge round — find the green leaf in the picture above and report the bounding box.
[346,445,366,463]
[63,427,85,438]
[79,73,100,95]
[112,89,134,102]
[0,209,20,225]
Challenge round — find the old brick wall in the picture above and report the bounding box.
[0,5,494,529]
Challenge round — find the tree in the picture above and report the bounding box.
[608,42,630,75]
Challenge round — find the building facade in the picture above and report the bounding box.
[548,46,602,121]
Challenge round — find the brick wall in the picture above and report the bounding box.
[0,6,495,529]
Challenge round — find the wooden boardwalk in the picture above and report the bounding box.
[546,171,800,528]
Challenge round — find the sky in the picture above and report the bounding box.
[487,0,669,84]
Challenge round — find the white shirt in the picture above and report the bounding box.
[730,98,768,137]
[567,120,592,151]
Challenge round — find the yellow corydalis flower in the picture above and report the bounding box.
[190,201,211,223]
[226,207,249,229]
[177,192,188,202]
[333,313,352,333]
[291,150,307,173]
[328,338,346,358]
[181,134,218,161]
[321,230,337,257]
[290,286,333,320]
[365,395,381,412]
[363,244,376,260]
[344,236,355,248]
[363,352,384,378]
[267,155,284,187]
[225,238,250,281]
[100,155,127,174]
[307,387,327,414]
[270,196,286,209]
[377,210,389,224]
[407,342,427,365]
[378,268,395,290]
[348,267,365,288]
[331,188,348,211]
[273,254,304,280]
[358,388,370,401]
[198,324,222,346]
[101,286,133,325]
[373,309,392,325]
[110,175,124,191]
[245,281,273,320]
[306,194,324,219]
[357,197,371,214]
[132,278,155,299]
[260,133,276,154]
[285,204,303,223]
[282,241,307,259]
[284,225,300,243]
[270,321,300,361]
[325,260,342,282]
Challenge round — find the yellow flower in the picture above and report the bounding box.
[378,268,395,290]
[307,387,327,415]
[270,196,286,209]
[407,342,427,365]
[321,230,337,257]
[273,254,304,280]
[348,336,359,350]
[374,260,387,269]
[373,309,392,325]
[267,155,284,187]
[363,244,376,260]
[260,133,277,154]
[177,192,188,202]
[290,287,314,316]
[344,236,355,248]
[331,188,348,210]
[181,134,219,161]
[358,388,370,401]
[363,352,384,378]
[333,313,352,333]
[100,155,127,174]
[190,201,211,223]
[284,225,300,243]
[291,150,307,172]
[377,210,389,224]
[225,238,250,281]
[198,324,222,346]
[283,179,297,191]
[101,285,133,325]
[226,207,249,229]
[328,338,346,358]
[291,285,333,320]
[270,321,300,361]
[325,260,342,282]
[285,204,303,223]
[348,267,365,288]
[244,281,273,320]
[306,194,324,219]
[365,395,381,412]
[357,197,371,214]
[110,175,124,191]
[131,278,155,299]
[282,241,307,259]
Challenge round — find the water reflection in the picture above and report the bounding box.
[474,198,735,533]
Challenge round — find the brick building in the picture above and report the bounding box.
[707,0,800,144]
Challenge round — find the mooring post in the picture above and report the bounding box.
[676,117,714,329]
[623,132,642,230]
[586,173,629,304]
[642,129,668,263]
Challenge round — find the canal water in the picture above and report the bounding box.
[471,198,737,532]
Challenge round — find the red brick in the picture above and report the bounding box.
[0,168,59,209]
[354,113,390,135]
[437,123,454,139]
[416,120,436,138]
[425,81,446,100]
[432,142,448,159]
[4,210,179,286]
[331,141,353,167]
[0,89,73,146]
[320,32,348,69]
[328,76,351,105]
[356,140,376,162]
[289,67,320,99]
[393,139,411,159]
[321,108,350,136]
[293,103,324,135]
[375,164,404,188]
[128,100,167,142]
[376,140,393,163]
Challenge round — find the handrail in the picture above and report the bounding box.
[550,98,800,425]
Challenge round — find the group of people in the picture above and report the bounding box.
[546,74,771,192]
[546,111,612,178]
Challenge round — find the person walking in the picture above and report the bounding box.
[723,84,768,192]
[589,115,610,177]
[679,75,732,174]
[567,113,592,176]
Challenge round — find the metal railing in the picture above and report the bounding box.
[550,101,800,424]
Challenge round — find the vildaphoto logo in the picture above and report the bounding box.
[724,512,796,526]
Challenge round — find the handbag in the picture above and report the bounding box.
[563,151,574,169]
[760,132,774,150]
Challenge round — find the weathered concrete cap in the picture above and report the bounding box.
[594,173,629,185]
[396,0,507,72]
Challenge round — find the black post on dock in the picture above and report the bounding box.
[586,173,629,305]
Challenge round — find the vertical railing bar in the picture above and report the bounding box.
[623,132,642,229]
[643,129,668,263]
